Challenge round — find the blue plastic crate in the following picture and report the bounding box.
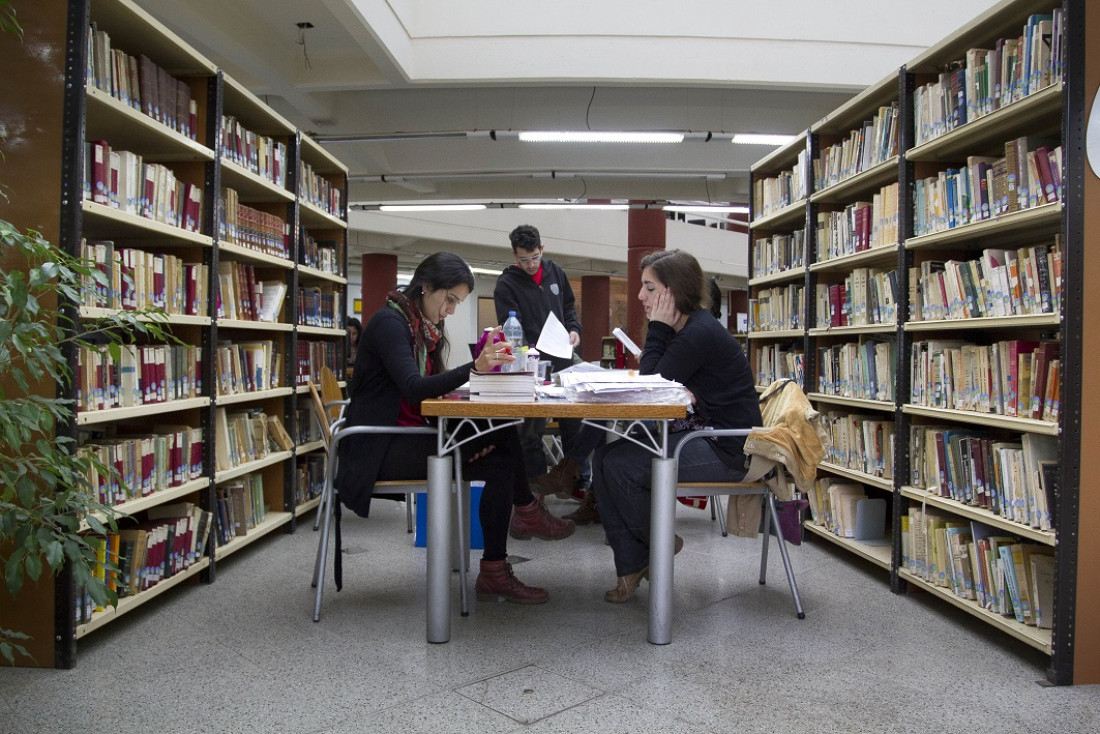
[413,481,484,549]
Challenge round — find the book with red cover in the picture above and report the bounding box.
[1033,146,1057,204]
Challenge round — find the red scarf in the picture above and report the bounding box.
[386,289,442,376]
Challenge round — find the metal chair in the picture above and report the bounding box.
[308,382,470,622]
[672,429,806,619]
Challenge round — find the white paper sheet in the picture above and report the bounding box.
[534,311,574,359]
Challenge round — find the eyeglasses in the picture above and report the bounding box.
[516,250,542,265]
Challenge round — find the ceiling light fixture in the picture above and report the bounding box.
[377,204,486,212]
[517,203,630,211]
[663,204,750,214]
[518,131,685,144]
[731,133,798,146]
[470,266,503,276]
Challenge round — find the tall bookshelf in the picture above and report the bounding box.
[0,0,348,667]
[747,0,1095,684]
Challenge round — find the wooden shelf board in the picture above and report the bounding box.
[750,199,806,230]
[901,404,1059,435]
[213,511,293,561]
[904,202,1062,250]
[899,486,1056,546]
[747,329,804,340]
[217,241,294,269]
[904,313,1059,331]
[297,264,348,284]
[77,397,210,426]
[818,462,894,491]
[83,478,209,529]
[809,323,896,337]
[214,451,294,484]
[214,387,294,406]
[810,244,900,273]
[810,156,899,205]
[898,570,1051,654]
[803,522,893,570]
[807,393,895,413]
[76,557,210,639]
[81,200,213,244]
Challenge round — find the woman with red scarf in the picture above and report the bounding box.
[337,253,573,604]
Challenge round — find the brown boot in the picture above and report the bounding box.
[509,498,576,540]
[604,567,648,603]
[563,488,600,525]
[529,457,579,500]
[475,559,548,604]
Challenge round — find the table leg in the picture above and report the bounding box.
[427,453,453,643]
[648,456,677,645]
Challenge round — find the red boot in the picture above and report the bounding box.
[475,559,548,604]
[509,498,576,540]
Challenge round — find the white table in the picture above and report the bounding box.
[419,397,687,645]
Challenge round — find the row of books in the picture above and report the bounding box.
[912,10,1063,146]
[912,142,1062,238]
[215,260,287,323]
[902,510,1054,628]
[815,267,899,329]
[805,479,887,540]
[296,340,341,386]
[752,148,808,219]
[909,427,1057,530]
[218,187,290,260]
[297,286,343,329]
[80,424,203,506]
[909,241,1060,322]
[221,115,287,188]
[212,476,268,546]
[816,338,896,402]
[910,338,1060,420]
[84,140,203,233]
[815,103,899,190]
[299,161,345,218]
[751,229,805,278]
[213,407,275,473]
[814,182,899,261]
[295,455,326,506]
[215,340,282,397]
[753,344,804,389]
[746,283,804,332]
[86,23,197,141]
[77,344,203,413]
[821,411,895,480]
[300,232,344,276]
[80,239,209,316]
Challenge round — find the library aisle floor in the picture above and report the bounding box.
[3,497,1099,733]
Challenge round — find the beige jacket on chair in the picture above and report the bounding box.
[740,379,830,501]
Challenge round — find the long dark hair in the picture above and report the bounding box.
[639,249,705,315]
[401,252,475,372]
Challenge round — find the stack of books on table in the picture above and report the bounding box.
[469,370,536,402]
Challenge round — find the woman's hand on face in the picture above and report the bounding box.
[650,288,681,326]
[474,326,515,371]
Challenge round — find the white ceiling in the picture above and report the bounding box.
[134,0,1000,277]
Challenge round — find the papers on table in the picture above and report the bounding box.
[557,369,691,404]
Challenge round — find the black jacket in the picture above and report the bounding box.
[336,306,473,516]
[493,258,581,371]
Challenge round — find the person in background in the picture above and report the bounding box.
[707,278,724,322]
[593,249,761,603]
[345,316,362,372]
[337,253,574,604]
[493,224,591,505]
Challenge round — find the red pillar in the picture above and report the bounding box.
[580,275,610,362]
[360,253,397,320]
[626,208,666,359]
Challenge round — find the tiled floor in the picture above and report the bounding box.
[3,497,1099,733]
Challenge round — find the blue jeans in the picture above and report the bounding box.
[593,432,748,577]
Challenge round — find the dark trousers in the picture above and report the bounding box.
[592,432,748,576]
[374,424,533,562]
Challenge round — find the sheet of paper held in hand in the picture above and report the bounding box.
[535,311,574,359]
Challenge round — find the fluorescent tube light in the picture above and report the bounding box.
[517,203,630,211]
[377,204,487,212]
[470,266,503,275]
[731,134,797,146]
[518,131,685,144]
[664,205,750,214]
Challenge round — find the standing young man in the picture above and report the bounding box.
[493,224,588,504]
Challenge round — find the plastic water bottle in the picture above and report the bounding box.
[502,311,525,372]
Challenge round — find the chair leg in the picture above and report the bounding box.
[406,492,414,533]
[713,496,728,537]
[761,492,806,619]
[312,476,326,531]
[312,459,338,622]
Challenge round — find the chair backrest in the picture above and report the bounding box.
[308,381,333,446]
[320,366,344,422]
